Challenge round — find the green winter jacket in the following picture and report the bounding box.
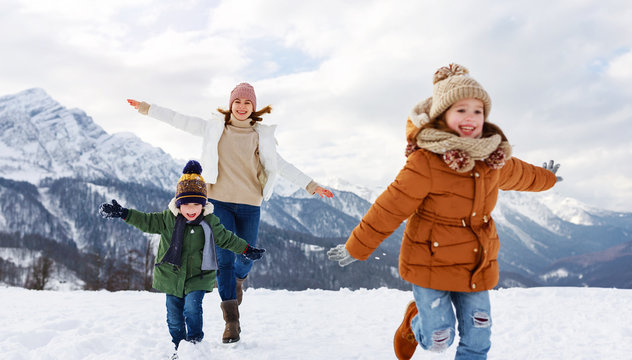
[125,199,248,297]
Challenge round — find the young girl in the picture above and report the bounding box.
[98,160,265,356]
[328,64,561,359]
[127,83,333,343]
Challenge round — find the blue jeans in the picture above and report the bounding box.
[165,291,205,349]
[209,199,260,301]
[411,285,492,359]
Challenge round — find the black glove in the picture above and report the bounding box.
[243,245,265,261]
[99,199,129,219]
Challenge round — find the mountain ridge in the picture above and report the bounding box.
[1,88,630,290]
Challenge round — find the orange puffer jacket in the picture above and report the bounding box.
[345,149,557,292]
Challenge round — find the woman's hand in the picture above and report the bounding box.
[315,186,334,198]
[127,99,140,109]
[127,99,149,114]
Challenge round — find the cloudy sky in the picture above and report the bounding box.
[1,0,631,211]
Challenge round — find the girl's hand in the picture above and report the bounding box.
[542,160,563,182]
[127,99,140,109]
[315,186,334,198]
[327,244,357,267]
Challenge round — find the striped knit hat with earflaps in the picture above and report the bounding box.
[175,160,207,207]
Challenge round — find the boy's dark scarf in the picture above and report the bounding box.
[157,213,217,270]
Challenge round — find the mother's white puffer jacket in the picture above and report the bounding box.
[148,104,312,200]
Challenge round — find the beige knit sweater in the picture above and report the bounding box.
[207,117,264,206]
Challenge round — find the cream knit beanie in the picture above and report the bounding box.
[428,64,491,121]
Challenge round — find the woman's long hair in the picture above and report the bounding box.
[217,105,273,126]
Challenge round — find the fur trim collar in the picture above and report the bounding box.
[409,96,433,129]
[168,198,214,217]
[406,97,432,143]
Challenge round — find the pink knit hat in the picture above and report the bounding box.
[229,82,257,111]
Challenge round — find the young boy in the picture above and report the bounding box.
[99,160,265,354]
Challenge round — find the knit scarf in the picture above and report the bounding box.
[415,128,512,172]
[157,213,217,271]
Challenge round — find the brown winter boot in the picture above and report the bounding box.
[236,276,247,305]
[220,300,240,343]
[393,301,418,360]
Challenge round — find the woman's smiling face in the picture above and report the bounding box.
[231,98,254,121]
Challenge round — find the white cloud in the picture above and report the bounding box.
[1,0,631,211]
[607,50,632,80]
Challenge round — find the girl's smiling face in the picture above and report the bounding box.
[445,98,485,138]
[231,98,254,121]
[180,203,203,221]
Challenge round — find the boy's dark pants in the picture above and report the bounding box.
[166,290,205,349]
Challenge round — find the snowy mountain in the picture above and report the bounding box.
[0,88,180,190]
[0,88,631,291]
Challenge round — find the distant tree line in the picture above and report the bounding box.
[0,223,412,292]
[0,232,154,291]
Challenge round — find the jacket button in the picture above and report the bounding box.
[474,172,480,178]
[473,248,478,252]
[472,212,476,216]
[433,242,439,247]
[471,283,477,289]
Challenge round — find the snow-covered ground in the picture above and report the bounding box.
[1,286,630,360]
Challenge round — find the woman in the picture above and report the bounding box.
[128,82,332,343]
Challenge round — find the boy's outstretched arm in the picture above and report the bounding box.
[98,199,166,234]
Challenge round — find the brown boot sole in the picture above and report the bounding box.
[222,337,240,344]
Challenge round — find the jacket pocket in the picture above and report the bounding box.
[429,226,479,267]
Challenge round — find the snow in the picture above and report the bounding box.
[540,268,570,281]
[0,247,41,268]
[537,192,599,226]
[1,286,631,359]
